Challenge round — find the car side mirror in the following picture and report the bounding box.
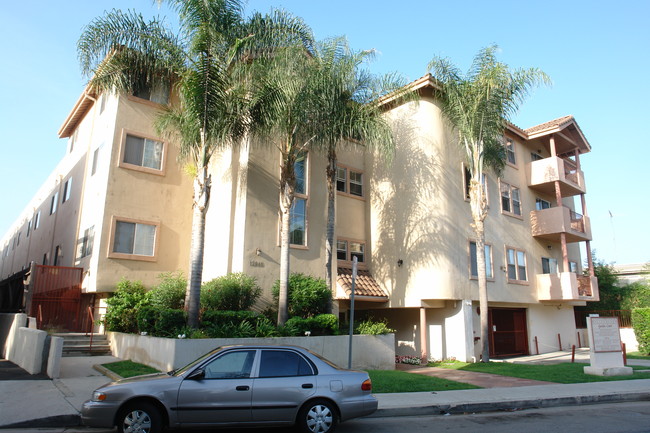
[187,369,205,381]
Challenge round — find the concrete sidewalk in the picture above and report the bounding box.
[1,351,650,429]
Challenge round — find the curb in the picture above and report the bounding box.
[92,363,123,382]
[370,391,650,418]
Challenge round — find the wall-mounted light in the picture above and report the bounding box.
[500,265,507,272]
[397,259,403,267]
[255,248,262,256]
[547,245,552,250]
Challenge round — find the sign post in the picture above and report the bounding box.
[347,257,358,369]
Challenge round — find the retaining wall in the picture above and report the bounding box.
[108,332,395,371]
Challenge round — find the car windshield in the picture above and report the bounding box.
[169,347,223,377]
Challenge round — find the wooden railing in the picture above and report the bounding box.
[574,310,632,329]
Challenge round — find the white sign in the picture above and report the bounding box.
[590,317,622,353]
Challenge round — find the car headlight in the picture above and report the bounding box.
[92,391,107,402]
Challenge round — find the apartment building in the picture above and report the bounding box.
[1,74,598,360]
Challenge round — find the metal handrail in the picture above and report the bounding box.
[86,306,94,352]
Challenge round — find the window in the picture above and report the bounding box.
[506,247,527,283]
[42,253,48,265]
[569,261,578,273]
[203,350,255,379]
[80,226,95,258]
[133,81,170,105]
[336,167,347,193]
[99,94,107,114]
[500,181,521,216]
[531,152,544,161]
[336,239,365,264]
[91,147,100,176]
[536,198,551,211]
[542,257,558,274]
[26,220,31,237]
[505,139,516,165]
[122,134,164,171]
[34,211,40,230]
[470,241,493,279]
[53,246,62,266]
[50,192,59,215]
[69,129,78,154]
[289,153,308,247]
[336,164,364,198]
[112,220,157,257]
[16,232,20,247]
[259,350,313,378]
[463,165,487,201]
[62,178,73,203]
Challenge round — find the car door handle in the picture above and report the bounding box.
[302,383,314,389]
[236,385,250,391]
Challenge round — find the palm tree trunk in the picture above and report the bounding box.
[470,169,490,362]
[325,148,337,314]
[278,186,291,325]
[185,164,209,329]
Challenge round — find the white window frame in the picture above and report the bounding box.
[50,192,59,215]
[118,130,167,176]
[108,216,160,262]
[336,163,365,199]
[542,257,559,274]
[536,198,551,211]
[505,139,516,166]
[336,237,366,266]
[289,152,309,248]
[506,246,528,284]
[62,178,73,203]
[500,180,522,218]
[469,241,494,280]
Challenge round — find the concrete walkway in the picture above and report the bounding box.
[1,350,650,429]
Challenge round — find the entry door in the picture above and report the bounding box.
[488,308,529,357]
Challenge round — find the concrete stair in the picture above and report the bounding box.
[53,333,111,357]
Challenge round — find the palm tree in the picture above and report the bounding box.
[307,38,405,306]
[428,45,550,362]
[78,0,312,328]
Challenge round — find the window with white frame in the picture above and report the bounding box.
[91,146,100,176]
[34,211,40,230]
[26,219,31,237]
[500,181,521,216]
[337,239,365,264]
[80,226,95,258]
[50,192,59,215]
[336,165,364,198]
[542,257,558,274]
[505,139,516,165]
[469,241,493,279]
[531,152,544,161]
[569,261,578,274]
[62,178,73,203]
[289,153,308,246]
[122,134,164,171]
[506,247,527,282]
[535,198,551,211]
[112,220,157,257]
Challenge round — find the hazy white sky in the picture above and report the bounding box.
[1,0,648,265]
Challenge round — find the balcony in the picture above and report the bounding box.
[527,156,586,197]
[530,206,592,243]
[537,273,599,302]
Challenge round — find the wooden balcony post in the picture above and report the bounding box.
[420,307,428,362]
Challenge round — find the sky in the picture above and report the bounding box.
[0,0,648,266]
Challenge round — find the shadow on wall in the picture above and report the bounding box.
[370,110,459,305]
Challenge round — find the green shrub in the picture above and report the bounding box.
[147,272,186,310]
[205,320,256,338]
[632,308,650,355]
[104,279,147,333]
[355,318,395,335]
[200,273,262,311]
[201,310,258,328]
[272,273,332,318]
[155,309,187,338]
[136,305,158,334]
[285,314,339,336]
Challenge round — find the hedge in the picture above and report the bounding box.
[632,308,650,355]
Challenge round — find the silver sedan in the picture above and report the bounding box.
[81,345,378,433]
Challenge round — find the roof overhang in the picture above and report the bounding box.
[58,86,97,138]
[336,267,389,302]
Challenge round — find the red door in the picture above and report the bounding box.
[488,308,529,357]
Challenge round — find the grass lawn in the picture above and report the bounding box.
[626,352,650,360]
[428,360,650,383]
[102,360,160,378]
[368,369,479,393]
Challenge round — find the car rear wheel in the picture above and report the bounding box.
[297,399,338,433]
[117,401,162,433]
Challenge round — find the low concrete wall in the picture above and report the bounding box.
[10,327,47,374]
[109,332,395,372]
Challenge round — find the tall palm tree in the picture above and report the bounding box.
[78,0,312,328]
[307,38,405,305]
[428,45,550,362]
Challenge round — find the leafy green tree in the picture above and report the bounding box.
[428,46,550,362]
[104,279,147,333]
[272,273,332,318]
[78,0,313,328]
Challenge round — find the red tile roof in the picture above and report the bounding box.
[336,267,388,299]
[525,115,575,135]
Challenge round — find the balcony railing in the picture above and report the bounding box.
[527,156,586,197]
[537,273,599,302]
[530,206,592,243]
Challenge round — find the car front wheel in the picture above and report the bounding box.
[297,399,338,433]
[117,401,162,433]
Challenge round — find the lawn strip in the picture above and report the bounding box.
[368,369,480,393]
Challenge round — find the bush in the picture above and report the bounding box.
[147,272,186,310]
[632,308,650,355]
[104,279,147,333]
[272,273,331,318]
[155,309,187,338]
[355,318,395,335]
[200,273,262,311]
[285,314,339,336]
[136,305,158,334]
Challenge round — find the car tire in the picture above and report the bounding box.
[117,401,162,433]
[297,399,339,433]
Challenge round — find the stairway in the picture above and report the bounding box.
[54,333,112,357]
